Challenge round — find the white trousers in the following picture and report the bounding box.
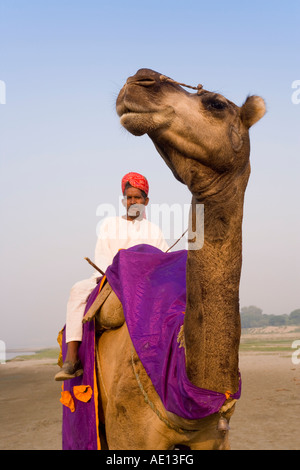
[65,276,97,343]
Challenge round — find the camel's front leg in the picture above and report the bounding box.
[105,389,185,450]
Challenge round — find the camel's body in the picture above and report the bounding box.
[95,69,266,449]
[96,322,233,450]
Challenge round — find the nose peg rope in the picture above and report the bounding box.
[159,75,203,94]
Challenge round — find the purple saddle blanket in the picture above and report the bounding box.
[105,244,241,420]
[61,244,241,450]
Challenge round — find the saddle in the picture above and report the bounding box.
[82,280,125,331]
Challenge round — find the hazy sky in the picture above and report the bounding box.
[0,0,299,349]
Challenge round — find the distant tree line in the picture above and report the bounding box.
[240,306,300,328]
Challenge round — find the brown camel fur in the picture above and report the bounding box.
[95,68,266,450]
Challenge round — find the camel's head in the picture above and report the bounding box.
[116,68,266,199]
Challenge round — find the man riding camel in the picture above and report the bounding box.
[55,172,168,381]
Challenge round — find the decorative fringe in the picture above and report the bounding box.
[177,325,185,349]
[57,328,64,368]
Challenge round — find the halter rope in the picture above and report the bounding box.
[159,75,203,94]
[131,345,198,434]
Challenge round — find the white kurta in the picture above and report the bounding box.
[65,216,168,342]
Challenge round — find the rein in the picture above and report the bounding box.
[165,228,188,253]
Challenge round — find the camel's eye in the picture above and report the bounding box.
[202,95,228,112]
[209,100,227,110]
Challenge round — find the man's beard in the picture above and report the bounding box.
[128,204,145,219]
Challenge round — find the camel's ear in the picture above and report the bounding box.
[240,96,266,128]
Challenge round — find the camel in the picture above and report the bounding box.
[95,68,266,450]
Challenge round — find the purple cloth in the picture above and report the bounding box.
[61,244,241,449]
[106,244,241,420]
[61,281,101,450]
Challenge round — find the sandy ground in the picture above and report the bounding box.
[0,351,300,450]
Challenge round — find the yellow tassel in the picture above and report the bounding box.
[56,328,64,367]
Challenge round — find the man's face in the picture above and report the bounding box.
[122,187,149,220]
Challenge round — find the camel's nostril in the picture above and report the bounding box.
[127,77,156,87]
[136,78,156,87]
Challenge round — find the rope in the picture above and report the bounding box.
[130,345,197,434]
[160,75,203,94]
[165,228,188,253]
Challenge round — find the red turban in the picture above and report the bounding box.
[121,172,149,196]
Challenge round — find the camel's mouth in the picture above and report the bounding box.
[117,92,175,136]
[116,91,158,117]
[119,109,155,120]
[119,110,158,136]
[116,96,158,135]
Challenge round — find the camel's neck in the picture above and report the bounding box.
[183,171,249,394]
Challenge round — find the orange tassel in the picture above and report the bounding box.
[73,385,93,403]
[60,390,75,412]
